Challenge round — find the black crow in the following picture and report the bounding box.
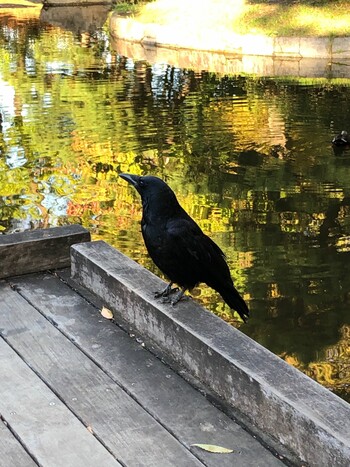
[119,173,249,322]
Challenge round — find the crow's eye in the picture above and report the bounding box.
[139,179,145,187]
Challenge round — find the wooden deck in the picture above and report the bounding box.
[0,228,285,467]
[2,226,349,466]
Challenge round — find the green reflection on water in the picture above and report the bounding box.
[0,11,349,402]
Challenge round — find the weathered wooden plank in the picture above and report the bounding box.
[0,225,90,279]
[71,241,350,467]
[0,419,37,467]
[0,281,203,467]
[0,337,120,467]
[10,272,286,467]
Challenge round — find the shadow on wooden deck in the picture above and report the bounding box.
[0,225,286,467]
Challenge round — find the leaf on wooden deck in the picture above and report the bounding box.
[86,425,94,434]
[101,306,114,320]
[191,444,234,454]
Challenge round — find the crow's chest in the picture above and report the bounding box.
[141,220,168,254]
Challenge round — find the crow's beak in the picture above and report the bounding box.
[119,173,140,187]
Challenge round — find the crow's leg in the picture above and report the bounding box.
[154,282,178,299]
[171,287,188,306]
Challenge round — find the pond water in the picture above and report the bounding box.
[0,5,349,402]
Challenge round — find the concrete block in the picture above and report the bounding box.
[331,37,350,59]
[299,37,331,59]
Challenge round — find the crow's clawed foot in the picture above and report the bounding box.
[171,288,187,306]
[160,296,171,304]
[154,282,179,299]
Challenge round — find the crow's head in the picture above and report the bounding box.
[119,173,172,198]
[119,173,180,217]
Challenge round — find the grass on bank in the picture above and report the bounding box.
[0,0,40,6]
[115,0,350,37]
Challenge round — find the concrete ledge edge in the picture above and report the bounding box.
[110,14,350,60]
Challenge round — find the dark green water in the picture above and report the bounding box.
[0,7,349,401]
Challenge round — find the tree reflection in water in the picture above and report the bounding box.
[0,9,349,402]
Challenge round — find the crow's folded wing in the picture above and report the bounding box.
[167,217,225,260]
[157,217,231,288]
[166,217,249,321]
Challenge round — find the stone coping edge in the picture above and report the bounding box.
[110,14,350,60]
[71,240,350,467]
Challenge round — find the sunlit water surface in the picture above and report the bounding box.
[0,7,349,402]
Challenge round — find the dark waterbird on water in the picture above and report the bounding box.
[332,130,350,147]
[119,173,250,322]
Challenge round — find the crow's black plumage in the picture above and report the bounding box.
[119,173,249,322]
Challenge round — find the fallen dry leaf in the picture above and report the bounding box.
[191,444,234,454]
[87,425,94,434]
[101,306,114,320]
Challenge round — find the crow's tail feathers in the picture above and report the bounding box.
[220,284,250,323]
